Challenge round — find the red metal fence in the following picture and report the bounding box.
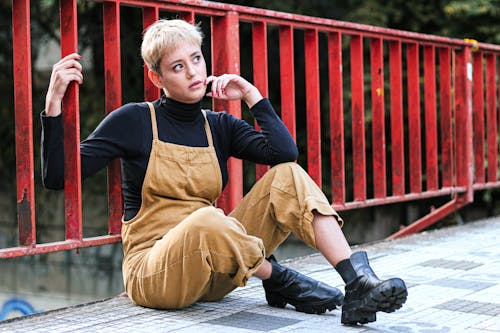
[1,0,499,258]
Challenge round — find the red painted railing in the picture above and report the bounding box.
[1,0,499,258]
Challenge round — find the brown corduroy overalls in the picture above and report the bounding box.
[121,102,343,309]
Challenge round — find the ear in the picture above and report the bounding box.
[148,69,163,89]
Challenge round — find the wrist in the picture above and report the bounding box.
[242,87,263,109]
[45,97,62,117]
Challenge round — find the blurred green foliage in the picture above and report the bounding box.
[220,0,499,42]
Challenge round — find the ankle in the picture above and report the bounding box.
[335,257,357,285]
[254,259,273,280]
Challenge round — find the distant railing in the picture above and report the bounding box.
[1,0,499,258]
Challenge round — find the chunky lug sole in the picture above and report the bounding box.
[341,278,407,325]
[266,291,344,314]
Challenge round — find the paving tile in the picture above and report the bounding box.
[434,299,500,316]
[435,311,493,331]
[462,285,500,304]
[417,259,483,270]
[204,311,301,331]
[471,316,500,331]
[370,319,454,333]
[454,263,500,283]
[462,329,498,333]
[427,278,495,291]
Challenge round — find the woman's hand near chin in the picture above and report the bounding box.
[205,74,263,108]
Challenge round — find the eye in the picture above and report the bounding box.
[193,55,201,63]
[173,63,183,71]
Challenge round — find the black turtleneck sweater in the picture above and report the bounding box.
[41,97,298,220]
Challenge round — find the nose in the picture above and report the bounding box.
[185,63,196,77]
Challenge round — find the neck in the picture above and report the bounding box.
[160,96,202,121]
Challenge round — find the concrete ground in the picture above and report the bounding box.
[1,216,499,333]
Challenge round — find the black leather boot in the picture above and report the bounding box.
[340,251,407,325]
[262,255,344,314]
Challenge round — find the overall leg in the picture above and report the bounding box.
[230,162,341,252]
[230,162,344,314]
[129,206,264,309]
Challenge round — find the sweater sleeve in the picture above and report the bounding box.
[229,98,298,164]
[41,103,146,189]
[40,112,65,189]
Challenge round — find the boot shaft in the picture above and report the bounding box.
[349,251,380,281]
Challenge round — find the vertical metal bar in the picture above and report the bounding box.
[179,11,195,24]
[329,31,345,204]
[454,48,474,201]
[60,0,82,240]
[486,54,498,183]
[498,60,500,178]
[252,21,270,180]
[350,35,366,201]
[498,58,500,182]
[407,43,422,193]
[212,12,242,212]
[390,41,405,196]
[103,2,123,235]
[439,48,453,188]
[143,6,160,101]
[473,52,485,183]
[252,22,268,97]
[464,48,474,201]
[455,50,466,186]
[279,25,296,140]
[13,0,36,247]
[370,37,386,198]
[305,29,321,186]
[424,45,438,190]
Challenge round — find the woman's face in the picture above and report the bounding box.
[156,43,207,104]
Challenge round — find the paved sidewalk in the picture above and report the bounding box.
[1,217,499,333]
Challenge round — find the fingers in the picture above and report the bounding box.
[45,53,84,116]
[205,74,248,99]
[61,52,82,61]
[52,54,83,78]
[52,54,83,83]
[206,74,232,98]
[53,53,83,71]
[51,67,83,88]
[206,74,262,107]
[47,53,84,104]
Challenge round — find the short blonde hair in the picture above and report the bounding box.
[141,19,203,74]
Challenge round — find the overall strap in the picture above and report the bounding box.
[201,110,214,147]
[147,102,159,140]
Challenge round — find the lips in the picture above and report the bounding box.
[189,80,203,89]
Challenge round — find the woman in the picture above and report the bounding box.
[41,19,407,325]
